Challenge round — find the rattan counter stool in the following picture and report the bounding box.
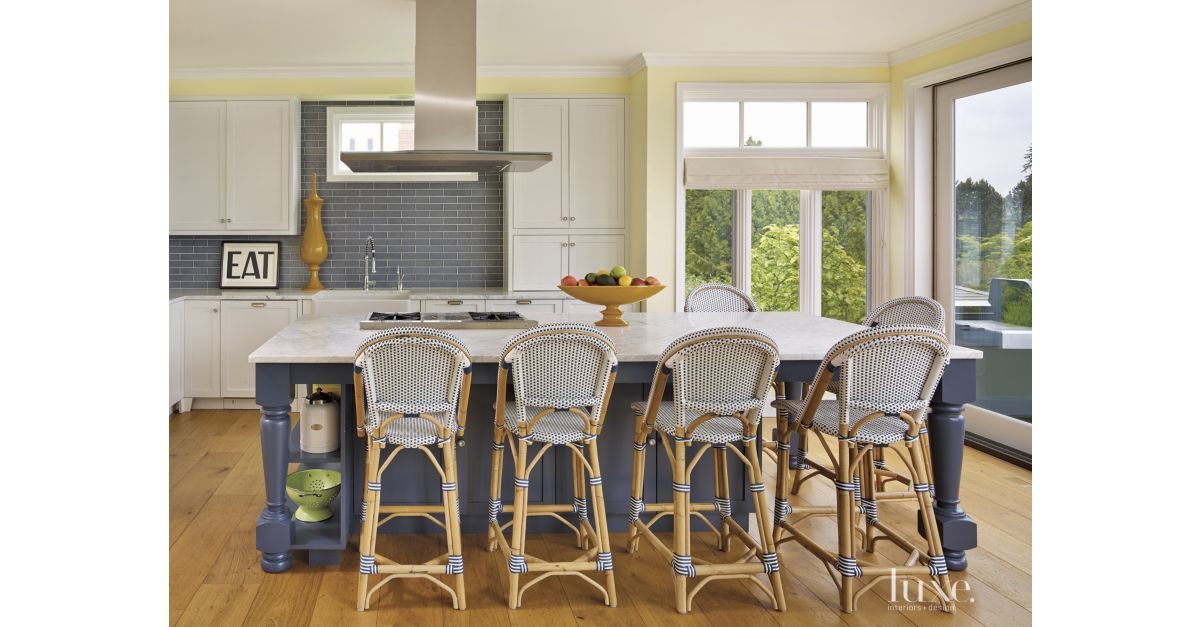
[626,326,786,614]
[486,323,620,609]
[770,325,954,613]
[352,328,473,611]
[683,282,759,313]
[787,297,946,502]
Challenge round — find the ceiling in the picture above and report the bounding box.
[170,0,1028,72]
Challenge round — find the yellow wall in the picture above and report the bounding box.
[171,20,1030,310]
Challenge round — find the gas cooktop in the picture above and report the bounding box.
[360,311,538,330]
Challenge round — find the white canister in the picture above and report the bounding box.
[300,388,340,454]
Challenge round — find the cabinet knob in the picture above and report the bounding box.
[561,216,568,221]
[212,308,218,313]
[569,216,576,221]
[569,242,576,247]
[561,242,568,247]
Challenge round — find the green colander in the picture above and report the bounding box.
[286,469,342,522]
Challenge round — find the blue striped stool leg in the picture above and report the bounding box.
[507,435,531,609]
[440,437,467,610]
[835,436,859,612]
[357,438,382,611]
[860,446,879,554]
[626,428,652,553]
[743,435,786,611]
[571,442,589,551]
[672,437,691,613]
[486,428,505,552]
[585,438,618,606]
[712,442,732,552]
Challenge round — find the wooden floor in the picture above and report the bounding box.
[169,409,1031,626]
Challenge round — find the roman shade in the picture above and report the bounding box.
[683,156,888,190]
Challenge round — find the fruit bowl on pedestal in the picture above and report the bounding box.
[558,284,667,327]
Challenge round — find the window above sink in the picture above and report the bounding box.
[325,106,478,183]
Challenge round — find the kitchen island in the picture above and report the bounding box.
[250,311,982,574]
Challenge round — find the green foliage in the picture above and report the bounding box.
[820,228,867,322]
[684,189,733,289]
[749,224,800,310]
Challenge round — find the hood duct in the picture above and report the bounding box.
[339,0,551,174]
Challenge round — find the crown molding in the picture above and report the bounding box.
[888,1,1032,65]
[170,63,629,81]
[634,51,890,70]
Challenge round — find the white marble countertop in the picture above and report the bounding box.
[169,287,576,303]
[249,311,983,364]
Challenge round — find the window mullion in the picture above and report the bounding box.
[734,189,752,292]
[797,190,821,315]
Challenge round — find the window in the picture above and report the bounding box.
[678,83,888,315]
[681,84,886,153]
[325,106,476,182]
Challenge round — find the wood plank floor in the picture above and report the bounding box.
[169,409,1032,626]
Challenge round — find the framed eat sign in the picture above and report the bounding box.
[220,241,281,288]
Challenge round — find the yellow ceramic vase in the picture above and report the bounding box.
[299,173,329,292]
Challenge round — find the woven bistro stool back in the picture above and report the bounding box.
[771,325,954,613]
[626,326,787,614]
[486,323,621,609]
[352,327,473,611]
[684,283,759,312]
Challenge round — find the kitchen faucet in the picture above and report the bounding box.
[363,236,376,290]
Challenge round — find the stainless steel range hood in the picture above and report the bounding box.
[340,0,551,175]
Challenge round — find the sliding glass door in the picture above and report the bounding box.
[934,61,1032,454]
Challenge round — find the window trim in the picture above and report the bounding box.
[325,106,477,183]
[675,82,889,312]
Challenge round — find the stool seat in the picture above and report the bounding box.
[631,401,752,444]
[501,403,589,444]
[375,414,454,447]
[775,400,909,446]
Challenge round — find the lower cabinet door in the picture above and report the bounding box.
[220,300,297,398]
[183,300,222,398]
[511,234,569,291]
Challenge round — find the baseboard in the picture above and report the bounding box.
[965,431,1031,470]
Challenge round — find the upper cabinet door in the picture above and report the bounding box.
[510,99,568,229]
[170,101,226,231]
[568,99,625,229]
[225,100,294,232]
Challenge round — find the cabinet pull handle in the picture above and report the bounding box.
[561,216,568,221]
[569,242,576,247]
[212,308,219,313]
[569,216,576,221]
[561,242,568,247]
[251,302,267,308]
[448,300,463,305]
[516,299,532,305]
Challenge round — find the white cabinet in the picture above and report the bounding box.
[506,95,627,293]
[487,299,562,315]
[170,301,184,409]
[510,233,625,291]
[169,98,298,235]
[507,97,624,230]
[567,234,625,279]
[510,234,569,291]
[169,102,225,231]
[219,300,298,398]
[568,99,625,229]
[183,300,222,398]
[509,99,568,229]
[421,299,485,313]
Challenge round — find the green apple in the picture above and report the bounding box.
[610,265,627,278]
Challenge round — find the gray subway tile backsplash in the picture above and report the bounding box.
[168,100,505,290]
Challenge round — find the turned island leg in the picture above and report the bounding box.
[924,360,978,572]
[256,364,295,572]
